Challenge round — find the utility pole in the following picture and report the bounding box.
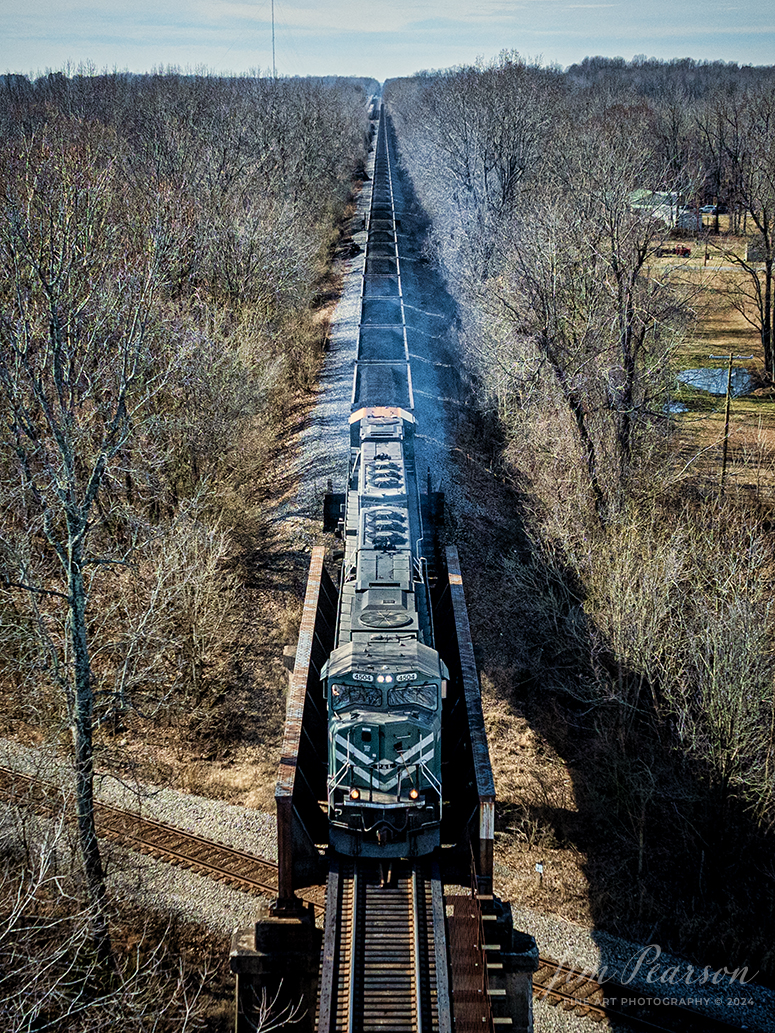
[271,0,276,78]
[710,353,754,493]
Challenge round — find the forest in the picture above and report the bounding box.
[0,69,373,1029]
[2,54,775,1029]
[387,53,775,987]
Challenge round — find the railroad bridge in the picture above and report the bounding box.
[230,101,538,1033]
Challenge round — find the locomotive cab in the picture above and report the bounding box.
[322,639,447,857]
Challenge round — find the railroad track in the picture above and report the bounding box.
[0,764,325,911]
[534,956,754,1032]
[316,860,451,1033]
[1,765,754,1032]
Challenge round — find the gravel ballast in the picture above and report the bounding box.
[509,898,775,1031]
[3,737,774,1030]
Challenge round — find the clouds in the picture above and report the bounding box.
[1,0,773,80]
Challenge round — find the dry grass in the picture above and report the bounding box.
[662,244,775,497]
[0,296,335,816]
[448,266,775,979]
[179,753,281,811]
[482,673,593,924]
[674,408,775,496]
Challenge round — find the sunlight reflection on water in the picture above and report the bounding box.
[676,367,752,397]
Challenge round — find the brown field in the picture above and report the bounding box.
[657,233,775,498]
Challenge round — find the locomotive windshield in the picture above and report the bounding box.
[331,683,382,711]
[387,683,438,711]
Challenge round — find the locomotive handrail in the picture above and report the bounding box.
[327,758,353,798]
[419,554,436,645]
[417,760,442,797]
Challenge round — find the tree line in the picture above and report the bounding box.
[387,55,775,980]
[0,69,371,1026]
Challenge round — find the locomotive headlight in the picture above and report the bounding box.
[385,675,393,683]
[409,788,420,800]
[349,788,361,800]
[377,675,384,683]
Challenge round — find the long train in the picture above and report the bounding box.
[319,105,446,859]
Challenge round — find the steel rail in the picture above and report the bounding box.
[0,764,325,909]
[1,766,753,1032]
[347,865,359,1033]
[411,867,424,1033]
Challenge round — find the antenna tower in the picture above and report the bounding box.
[271,0,276,78]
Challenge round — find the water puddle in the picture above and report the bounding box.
[675,367,753,397]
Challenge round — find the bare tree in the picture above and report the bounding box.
[0,117,168,959]
[0,798,211,1031]
[713,88,775,375]
[467,131,688,519]
[388,55,560,280]
[0,74,370,978]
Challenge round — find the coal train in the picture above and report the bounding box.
[319,105,447,859]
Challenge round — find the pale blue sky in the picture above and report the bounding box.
[2,0,773,81]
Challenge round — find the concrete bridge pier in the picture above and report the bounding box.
[230,905,320,1033]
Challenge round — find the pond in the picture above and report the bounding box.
[675,367,753,397]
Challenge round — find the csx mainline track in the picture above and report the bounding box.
[317,860,450,1033]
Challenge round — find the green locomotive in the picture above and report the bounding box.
[321,407,446,858]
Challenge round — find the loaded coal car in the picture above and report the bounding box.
[320,406,447,858]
